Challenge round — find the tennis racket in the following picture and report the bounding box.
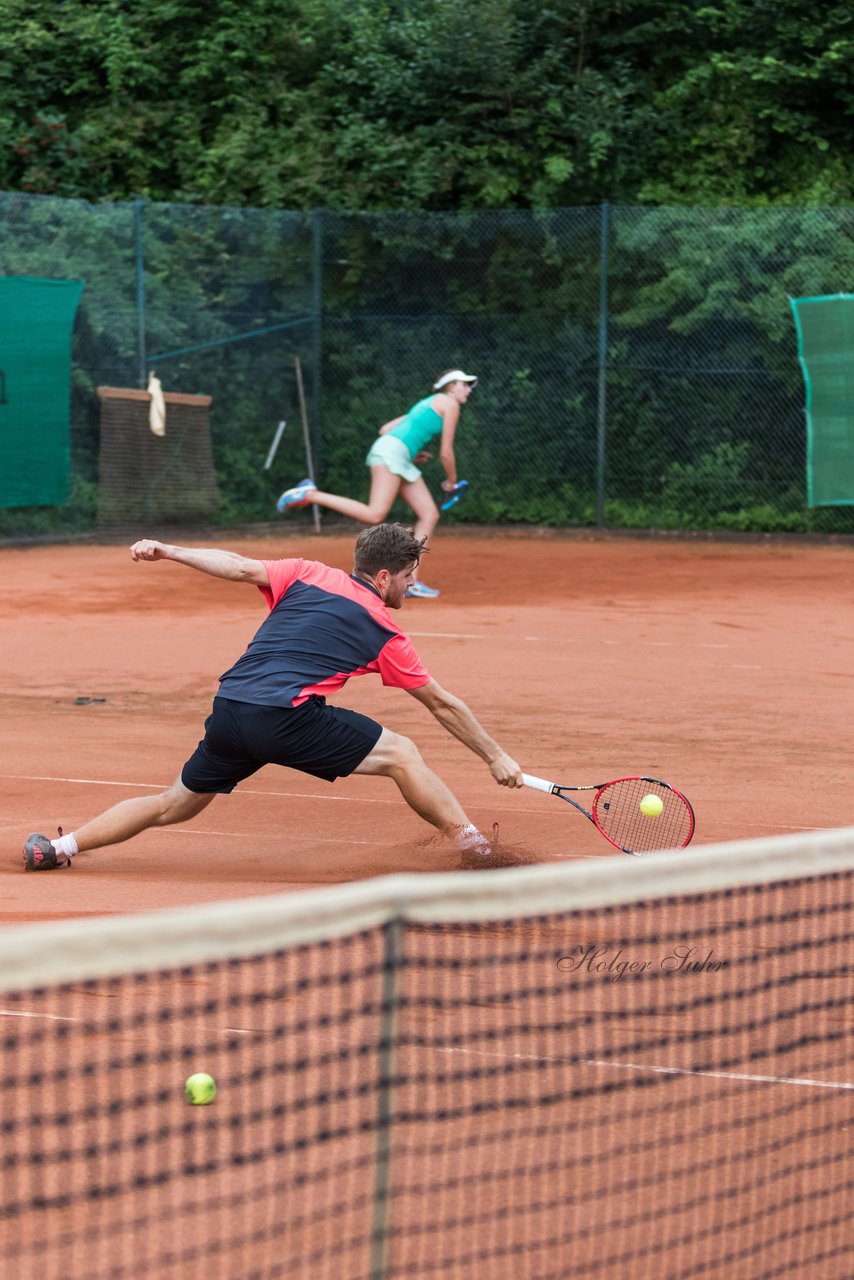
[522,774,695,856]
[440,480,470,511]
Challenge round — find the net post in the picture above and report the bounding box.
[370,914,403,1280]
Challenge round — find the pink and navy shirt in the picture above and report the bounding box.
[217,558,431,708]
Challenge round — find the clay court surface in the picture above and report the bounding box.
[2,528,853,1280]
[1,526,853,918]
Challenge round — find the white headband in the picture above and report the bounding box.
[433,369,478,390]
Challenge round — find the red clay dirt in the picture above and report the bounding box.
[2,528,852,920]
[3,528,853,1280]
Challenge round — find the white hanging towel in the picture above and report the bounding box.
[148,372,166,436]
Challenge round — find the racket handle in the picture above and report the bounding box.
[521,773,556,794]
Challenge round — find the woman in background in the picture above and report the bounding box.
[276,368,477,598]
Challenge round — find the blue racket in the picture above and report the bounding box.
[440,480,470,511]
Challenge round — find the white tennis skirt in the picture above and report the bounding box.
[364,434,421,483]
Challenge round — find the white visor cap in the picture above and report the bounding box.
[433,369,478,390]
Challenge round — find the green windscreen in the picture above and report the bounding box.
[791,293,854,507]
[0,276,83,508]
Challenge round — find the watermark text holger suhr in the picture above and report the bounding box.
[557,945,727,984]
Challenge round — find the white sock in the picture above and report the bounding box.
[455,823,491,856]
[52,832,79,859]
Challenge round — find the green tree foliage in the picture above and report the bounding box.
[3,3,854,538]
[1,0,853,210]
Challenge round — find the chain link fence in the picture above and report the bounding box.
[2,192,853,538]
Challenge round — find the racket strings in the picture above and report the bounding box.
[593,779,693,854]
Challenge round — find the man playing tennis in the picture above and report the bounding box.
[23,523,522,871]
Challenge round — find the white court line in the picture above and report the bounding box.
[407,631,483,640]
[6,773,398,805]
[5,772,549,815]
[585,1057,854,1091]
[0,1008,248,1037]
[165,828,376,844]
[417,635,752,652]
[5,774,842,833]
[603,640,733,650]
[431,1043,854,1092]
[0,1009,77,1023]
[602,639,680,647]
[2,1011,848,1094]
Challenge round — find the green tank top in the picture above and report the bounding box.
[388,396,443,456]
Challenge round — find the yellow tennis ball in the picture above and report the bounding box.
[639,793,664,818]
[184,1072,217,1105]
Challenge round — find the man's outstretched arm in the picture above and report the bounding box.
[406,678,522,786]
[129,540,270,585]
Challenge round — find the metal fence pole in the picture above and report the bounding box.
[596,201,609,528]
[133,197,146,390]
[311,208,324,477]
[370,916,402,1280]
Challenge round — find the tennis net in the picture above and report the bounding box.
[2,829,853,1280]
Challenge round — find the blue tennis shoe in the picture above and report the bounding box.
[276,479,315,512]
[405,581,441,599]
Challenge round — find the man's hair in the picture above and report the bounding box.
[353,523,428,576]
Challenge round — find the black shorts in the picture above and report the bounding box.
[181,696,384,794]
